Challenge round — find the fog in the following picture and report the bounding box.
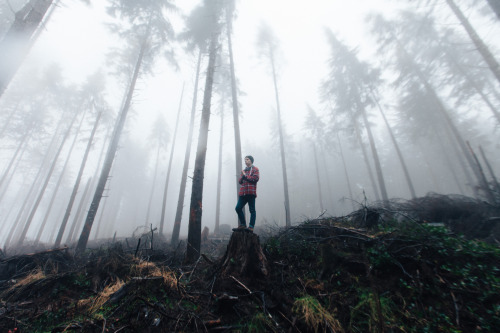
[1,0,500,250]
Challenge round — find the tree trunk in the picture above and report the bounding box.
[0,140,28,204]
[360,106,389,203]
[444,45,500,124]
[3,117,65,248]
[76,40,147,254]
[319,149,333,210]
[0,0,54,96]
[0,103,19,137]
[16,109,80,246]
[467,142,496,203]
[372,94,416,199]
[145,140,162,228]
[0,130,30,191]
[66,178,92,244]
[479,145,500,199]
[159,85,184,236]
[336,132,355,211]
[446,0,500,84]
[354,122,381,202]
[226,9,243,196]
[0,185,29,241]
[398,37,489,199]
[312,143,324,212]
[270,50,291,227]
[220,231,269,279]
[34,109,88,246]
[171,50,202,246]
[55,110,102,247]
[88,123,113,241]
[186,32,218,263]
[215,104,224,234]
[486,0,500,20]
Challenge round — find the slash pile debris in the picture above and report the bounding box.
[1,194,499,332]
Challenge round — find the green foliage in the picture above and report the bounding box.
[349,290,397,333]
[73,273,90,288]
[244,312,277,333]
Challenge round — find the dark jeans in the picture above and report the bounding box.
[235,195,256,228]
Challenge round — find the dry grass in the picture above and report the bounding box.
[10,268,45,290]
[85,279,125,315]
[293,295,344,333]
[131,260,178,290]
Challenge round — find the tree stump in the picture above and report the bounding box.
[220,230,269,279]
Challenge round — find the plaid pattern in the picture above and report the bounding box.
[238,166,259,197]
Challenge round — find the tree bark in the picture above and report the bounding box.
[220,231,269,279]
[76,39,147,254]
[159,84,184,236]
[171,50,202,246]
[186,31,218,263]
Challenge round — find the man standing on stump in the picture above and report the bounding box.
[235,155,259,232]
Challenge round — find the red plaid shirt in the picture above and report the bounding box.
[238,166,259,197]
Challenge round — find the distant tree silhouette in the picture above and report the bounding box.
[76,0,177,254]
[256,22,291,226]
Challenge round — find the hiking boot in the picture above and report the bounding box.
[247,226,254,232]
[232,225,247,232]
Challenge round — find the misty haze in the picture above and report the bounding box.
[1,0,500,255]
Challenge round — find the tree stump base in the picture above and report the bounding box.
[220,230,269,280]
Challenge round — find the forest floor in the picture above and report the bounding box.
[1,193,500,332]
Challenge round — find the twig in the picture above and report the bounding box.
[201,253,214,264]
[137,296,179,320]
[187,256,202,283]
[450,291,460,327]
[392,258,413,279]
[277,311,302,333]
[229,275,251,294]
[150,224,154,250]
[134,238,141,257]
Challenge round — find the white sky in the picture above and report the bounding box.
[4,0,500,239]
[24,0,404,149]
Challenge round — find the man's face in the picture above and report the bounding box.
[245,157,252,166]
